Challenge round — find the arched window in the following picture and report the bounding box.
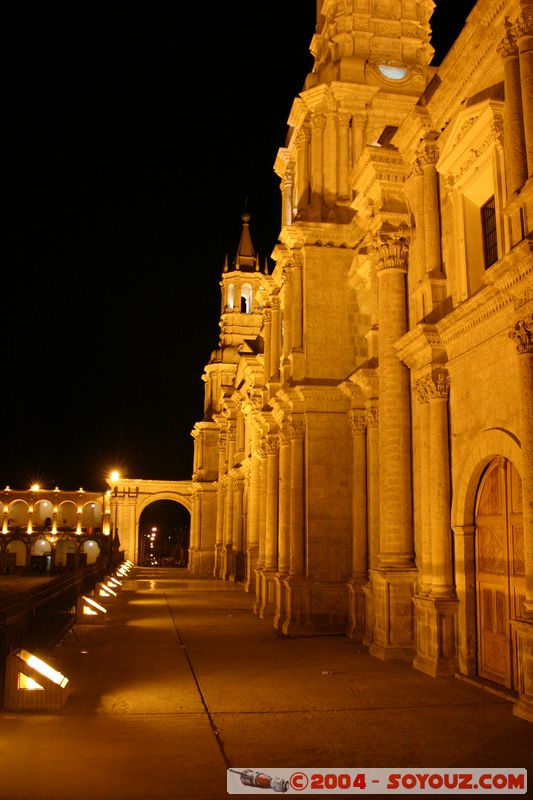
[227,283,235,310]
[240,283,253,313]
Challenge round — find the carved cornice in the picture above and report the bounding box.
[395,323,447,370]
[437,239,533,348]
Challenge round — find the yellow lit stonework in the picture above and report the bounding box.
[184,0,533,723]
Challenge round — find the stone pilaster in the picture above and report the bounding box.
[413,376,432,595]
[274,426,291,632]
[509,313,533,722]
[346,410,368,640]
[337,112,351,200]
[213,430,227,579]
[282,418,307,636]
[515,9,533,178]
[295,123,311,215]
[281,163,295,228]
[253,444,268,614]
[230,474,244,582]
[270,297,281,382]
[499,22,528,196]
[260,438,279,619]
[244,421,261,593]
[310,112,326,215]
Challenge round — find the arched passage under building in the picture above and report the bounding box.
[106,479,194,565]
[138,500,190,566]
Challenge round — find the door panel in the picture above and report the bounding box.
[475,458,523,690]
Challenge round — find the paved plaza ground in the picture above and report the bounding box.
[0,568,531,799]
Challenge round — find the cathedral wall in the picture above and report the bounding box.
[305,409,353,581]
[303,246,359,380]
[448,324,522,489]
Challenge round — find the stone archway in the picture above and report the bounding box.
[451,428,523,678]
[107,479,193,564]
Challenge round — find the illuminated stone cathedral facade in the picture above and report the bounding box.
[189,0,533,723]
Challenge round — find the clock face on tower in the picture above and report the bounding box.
[377,64,409,80]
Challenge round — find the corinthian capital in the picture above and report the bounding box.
[349,411,367,435]
[372,232,410,272]
[509,314,533,354]
[498,20,518,58]
[427,368,451,400]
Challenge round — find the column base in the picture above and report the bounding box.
[243,548,258,593]
[212,543,223,579]
[273,573,288,633]
[281,578,348,637]
[512,619,533,723]
[259,569,277,619]
[346,579,367,640]
[253,566,265,615]
[189,548,215,577]
[412,594,459,677]
[368,567,418,661]
[221,546,232,580]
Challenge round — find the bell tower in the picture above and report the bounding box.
[277,0,436,225]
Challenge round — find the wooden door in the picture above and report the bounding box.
[475,458,524,689]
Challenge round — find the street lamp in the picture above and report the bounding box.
[108,470,120,568]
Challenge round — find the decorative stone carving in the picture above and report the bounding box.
[510,314,533,354]
[349,411,367,435]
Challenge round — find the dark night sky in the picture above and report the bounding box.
[3,2,476,492]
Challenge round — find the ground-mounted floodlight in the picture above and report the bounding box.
[4,649,70,710]
[97,582,117,599]
[76,595,108,624]
[107,576,122,587]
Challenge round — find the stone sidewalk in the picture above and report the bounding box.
[0,568,530,800]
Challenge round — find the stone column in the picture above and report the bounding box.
[281,164,295,228]
[499,22,528,195]
[420,144,442,277]
[263,309,272,381]
[282,418,306,635]
[282,269,293,361]
[413,377,432,595]
[412,159,426,285]
[352,114,365,165]
[231,474,244,582]
[509,314,533,611]
[253,444,268,614]
[222,429,236,579]
[376,235,413,568]
[516,9,533,178]
[427,369,454,597]
[260,438,279,618]
[244,419,261,593]
[413,368,458,677]
[270,297,281,382]
[346,410,368,639]
[295,123,311,214]
[274,426,291,631]
[288,421,305,577]
[310,112,326,213]
[365,404,380,572]
[370,233,417,661]
[214,431,227,579]
[337,112,351,200]
[223,472,234,580]
[291,257,304,364]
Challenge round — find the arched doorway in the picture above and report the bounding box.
[138,500,190,567]
[475,457,525,690]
